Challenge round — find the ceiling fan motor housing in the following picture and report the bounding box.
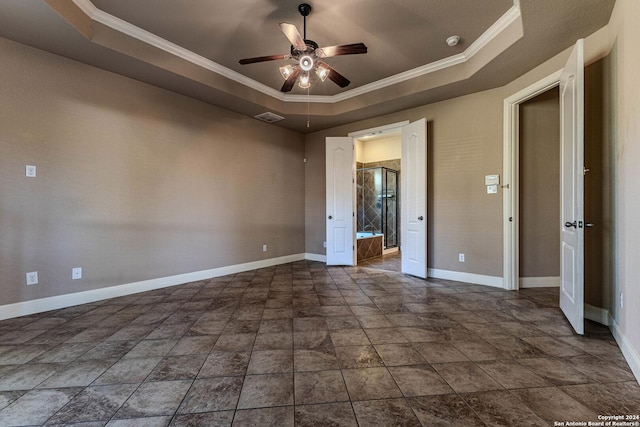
[298,3,311,17]
[290,39,318,57]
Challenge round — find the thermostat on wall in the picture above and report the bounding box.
[485,175,500,186]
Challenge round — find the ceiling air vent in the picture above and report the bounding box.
[254,112,285,123]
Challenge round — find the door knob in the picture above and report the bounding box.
[328,215,333,220]
[585,222,594,228]
[418,216,424,221]
[565,221,577,228]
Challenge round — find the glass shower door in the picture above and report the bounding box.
[383,169,398,249]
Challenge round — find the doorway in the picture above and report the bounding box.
[518,88,561,288]
[502,70,562,290]
[503,40,586,335]
[325,120,427,277]
[355,131,402,272]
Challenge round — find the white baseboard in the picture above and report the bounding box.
[427,268,503,288]
[609,313,640,385]
[304,253,327,262]
[519,276,560,288]
[0,253,306,321]
[585,303,609,326]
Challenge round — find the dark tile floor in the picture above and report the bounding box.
[0,260,638,426]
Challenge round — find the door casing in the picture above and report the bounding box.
[502,71,562,290]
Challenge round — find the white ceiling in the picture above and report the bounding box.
[0,0,615,132]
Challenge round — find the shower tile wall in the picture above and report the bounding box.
[366,159,401,171]
[357,159,401,247]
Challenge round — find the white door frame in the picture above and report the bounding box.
[502,70,562,290]
[348,121,410,140]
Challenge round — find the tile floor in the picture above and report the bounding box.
[358,251,401,272]
[0,260,638,426]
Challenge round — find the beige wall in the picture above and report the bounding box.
[605,0,640,372]
[518,88,560,278]
[0,38,305,305]
[357,136,402,164]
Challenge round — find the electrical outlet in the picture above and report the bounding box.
[323,241,327,248]
[459,253,465,262]
[620,292,624,309]
[262,244,268,252]
[26,165,36,177]
[72,267,82,280]
[26,271,38,285]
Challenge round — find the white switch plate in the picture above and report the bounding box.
[262,244,268,252]
[487,184,498,194]
[72,267,82,280]
[485,174,499,185]
[26,165,36,177]
[323,241,327,248]
[459,253,465,262]
[26,271,38,285]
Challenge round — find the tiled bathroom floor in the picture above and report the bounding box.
[358,251,401,272]
[0,261,638,426]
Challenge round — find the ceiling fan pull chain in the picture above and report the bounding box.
[307,86,310,128]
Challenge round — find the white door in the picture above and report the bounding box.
[401,119,427,278]
[326,137,355,265]
[559,39,585,335]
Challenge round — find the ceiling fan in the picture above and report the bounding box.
[239,3,367,92]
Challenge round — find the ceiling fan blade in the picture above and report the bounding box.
[239,54,289,65]
[281,67,301,92]
[317,61,351,88]
[279,23,307,51]
[316,43,368,58]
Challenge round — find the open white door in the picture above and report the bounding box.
[401,119,427,278]
[326,137,355,266]
[559,39,584,335]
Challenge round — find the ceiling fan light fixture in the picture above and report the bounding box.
[298,72,311,88]
[299,55,314,71]
[279,64,295,79]
[316,65,329,82]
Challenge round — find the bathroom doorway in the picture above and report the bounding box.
[326,118,426,277]
[354,131,402,271]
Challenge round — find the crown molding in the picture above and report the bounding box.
[72,0,286,101]
[72,0,521,105]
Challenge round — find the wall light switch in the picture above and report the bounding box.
[487,184,498,194]
[485,174,499,186]
[72,267,82,280]
[26,165,36,177]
